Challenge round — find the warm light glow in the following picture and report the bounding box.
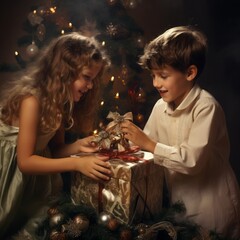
[49,7,56,13]
[61,30,65,34]
[69,22,73,28]
[15,51,19,56]
[93,129,98,135]
[33,10,37,14]
[115,92,119,99]
[102,41,105,46]
[100,101,104,106]
[110,76,115,82]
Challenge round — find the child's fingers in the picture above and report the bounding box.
[92,167,111,181]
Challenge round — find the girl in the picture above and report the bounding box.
[121,26,240,238]
[0,32,111,238]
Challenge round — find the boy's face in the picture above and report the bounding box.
[151,65,194,109]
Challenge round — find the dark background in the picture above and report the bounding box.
[0,0,240,182]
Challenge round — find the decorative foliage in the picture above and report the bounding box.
[32,195,218,240]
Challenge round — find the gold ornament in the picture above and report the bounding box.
[107,217,120,231]
[49,213,65,227]
[47,207,59,216]
[36,23,46,41]
[49,230,66,240]
[73,214,90,231]
[26,41,39,58]
[120,228,133,240]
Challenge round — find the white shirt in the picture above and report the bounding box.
[144,84,240,238]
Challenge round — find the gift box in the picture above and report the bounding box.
[71,151,163,224]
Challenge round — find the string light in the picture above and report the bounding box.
[61,30,65,34]
[102,41,106,46]
[115,92,120,99]
[110,76,115,82]
[49,7,56,13]
[93,129,98,135]
[68,22,73,28]
[100,101,104,106]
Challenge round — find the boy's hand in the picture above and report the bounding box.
[121,120,156,153]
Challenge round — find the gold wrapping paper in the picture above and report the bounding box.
[71,151,163,224]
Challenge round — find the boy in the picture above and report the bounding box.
[121,26,240,238]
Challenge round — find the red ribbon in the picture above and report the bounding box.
[98,146,143,162]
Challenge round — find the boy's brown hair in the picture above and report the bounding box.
[139,26,207,79]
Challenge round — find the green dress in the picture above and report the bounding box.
[0,119,62,238]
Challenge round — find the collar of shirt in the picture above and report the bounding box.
[165,84,202,115]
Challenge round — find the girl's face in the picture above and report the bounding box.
[151,65,194,109]
[71,62,102,102]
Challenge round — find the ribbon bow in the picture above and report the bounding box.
[106,111,133,132]
[93,130,112,150]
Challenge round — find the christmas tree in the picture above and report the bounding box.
[0,0,151,136]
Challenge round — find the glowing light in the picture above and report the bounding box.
[110,76,115,82]
[115,92,119,99]
[93,129,98,135]
[33,10,37,14]
[49,7,56,13]
[69,22,73,28]
[102,41,106,46]
[15,51,19,56]
[100,101,104,106]
[61,30,65,34]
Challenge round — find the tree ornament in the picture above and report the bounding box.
[107,217,120,231]
[36,23,46,41]
[135,223,149,239]
[49,230,66,240]
[98,211,112,226]
[62,219,83,238]
[47,207,59,216]
[135,87,146,103]
[73,214,90,231]
[28,11,43,26]
[49,213,65,228]
[106,23,119,38]
[26,41,39,58]
[106,23,129,39]
[120,227,133,240]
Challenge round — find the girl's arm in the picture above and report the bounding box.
[16,96,111,181]
[49,126,98,158]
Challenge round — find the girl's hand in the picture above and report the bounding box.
[77,136,99,153]
[75,154,111,181]
[121,120,156,153]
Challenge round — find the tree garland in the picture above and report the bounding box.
[23,194,231,240]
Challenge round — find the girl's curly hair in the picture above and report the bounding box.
[0,32,110,134]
